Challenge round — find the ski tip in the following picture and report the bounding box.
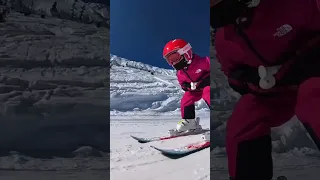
[150,145,170,153]
[150,145,195,159]
[150,145,159,150]
[130,135,139,140]
[150,145,161,149]
[131,135,151,143]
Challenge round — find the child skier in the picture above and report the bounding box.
[162,39,210,136]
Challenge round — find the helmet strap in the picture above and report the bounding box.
[172,58,189,70]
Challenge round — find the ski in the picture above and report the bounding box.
[151,140,210,159]
[130,128,210,143]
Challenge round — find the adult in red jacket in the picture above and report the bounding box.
[211,0,320,179]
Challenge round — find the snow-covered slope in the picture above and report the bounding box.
[0,2,110,179]
[110,54,210,116]
[0,5,109,157]
[110,115,210,180]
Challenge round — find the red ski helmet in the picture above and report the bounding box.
[162,39,193,70]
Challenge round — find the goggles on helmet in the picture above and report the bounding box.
[163,43,192,66]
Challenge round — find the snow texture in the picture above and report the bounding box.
[110,115,210,180]
[0,1,109,179]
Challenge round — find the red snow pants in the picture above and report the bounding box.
[227,77,320,179]
[180,86,210,119]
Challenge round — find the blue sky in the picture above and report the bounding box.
[110,0,210,69]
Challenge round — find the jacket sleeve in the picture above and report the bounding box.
[216,51,249,94]
[177,72,191,91]
[177,71,183,86]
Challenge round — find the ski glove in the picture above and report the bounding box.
[181,82,192,91]
[181,82,200,91]
[227,65,260,95]
[181,79,210,92]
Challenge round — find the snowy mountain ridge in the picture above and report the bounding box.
[110,54,175,76]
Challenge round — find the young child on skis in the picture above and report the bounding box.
[162,39,210,138]
[211,0,320,179]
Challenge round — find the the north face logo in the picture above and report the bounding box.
[273,24,292,37]
[195,69,202,73]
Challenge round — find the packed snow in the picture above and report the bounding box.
[111,53,320,179]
